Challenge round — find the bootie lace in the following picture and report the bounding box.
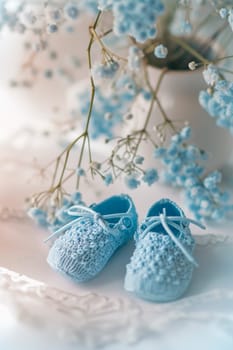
[45,205,127,243]
[141,208,205,267]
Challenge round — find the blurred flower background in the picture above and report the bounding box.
[0,0,233,226]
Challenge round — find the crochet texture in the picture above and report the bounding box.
[47,194,138,282]
[124,198,204,302]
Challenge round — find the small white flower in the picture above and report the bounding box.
[188,61,197,71]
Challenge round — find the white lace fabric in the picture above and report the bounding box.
[1,233,233,349]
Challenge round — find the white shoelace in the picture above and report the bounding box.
[44,205,126,243]
[142,208,206,267]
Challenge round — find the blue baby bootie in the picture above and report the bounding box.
[124,198,205,302]
[46,194,138,282]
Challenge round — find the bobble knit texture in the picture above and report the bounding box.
[47,195,138,282]
[124,199,196,302]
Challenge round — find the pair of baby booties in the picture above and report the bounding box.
[46,194,205,302]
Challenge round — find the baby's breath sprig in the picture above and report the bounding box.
[1,0,232,224]
[92,66,180,188]
[30,11,103,210]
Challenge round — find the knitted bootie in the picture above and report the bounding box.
[47,194,138,282]
[124,198,205,302]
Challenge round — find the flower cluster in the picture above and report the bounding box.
[77,0,99,14]
[185,171,233,222]
[154,126,206,187]
[154,127,233,221]
[0,1,25,32]
[76,75,140,139]
[91,60,120,81]
[199,65,233,134]
[98,0,164,42]
[125,168,159,189]
[1,0,233,225]
[0,1,94,34]
[127,46,144,71]
[28,192,85,231]
[0,0,165,42]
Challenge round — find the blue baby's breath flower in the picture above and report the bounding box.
[64,3,79,19]
[44,69,53,78]
[46,8,63,22]
[154,44,168,59]
[200,65,233,134]
[27,207,48,228]
[71,191,83,203]
[98,0,164,43]
[125,175,140,189]
[142,168,158,186]
[92,60,119,81]
[128,45,143,71]
[134,155,144,165]
[79,0,99,13]
[218,6,233,31]
[28,207,46,219]
[154,147,166,158]
[180,126,191,140]
[199,90,211,109]
[203,171,222,190]
[155,127,232,221]
[76,75,140,139]
[76,167,86,177]
[29,192,85,231]
[180,20,192,34]
[104,173,113,186]
[203,65,220,86]
[219,8,228,19]
[142,90,153,101]
[47,23,58,33]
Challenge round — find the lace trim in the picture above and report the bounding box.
[1,268,233,347]
[0,268,142,347]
